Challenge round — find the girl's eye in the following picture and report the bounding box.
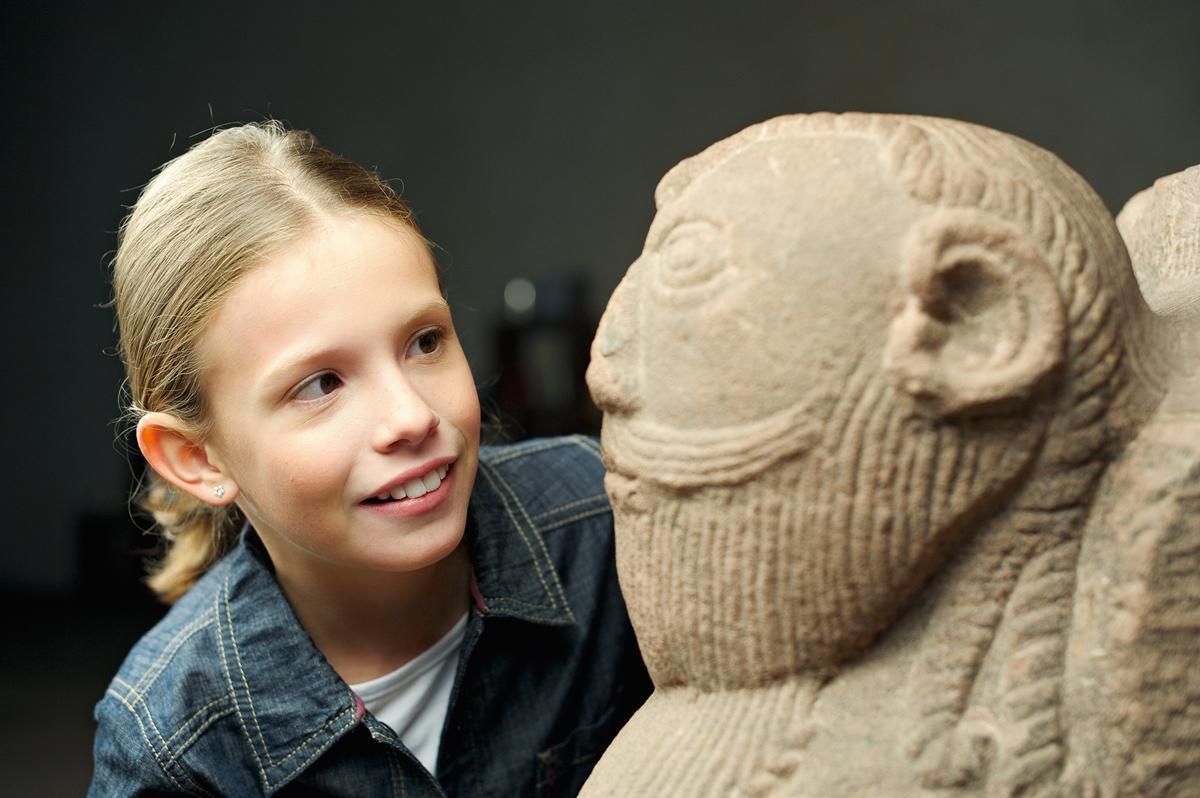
[409,328,443,357]
[293,372,342,402]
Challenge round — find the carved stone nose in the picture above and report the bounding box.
[586,272,643,414]
[586,341,638,415]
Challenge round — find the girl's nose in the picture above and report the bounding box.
[372,376,440,451]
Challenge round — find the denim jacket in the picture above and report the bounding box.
[90,436,650,797]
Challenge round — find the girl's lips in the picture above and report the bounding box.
[362,455,457,503]
[360,465,454,518]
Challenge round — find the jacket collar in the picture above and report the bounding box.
[214,534,359,795]
[217,467,575,793]
[466,457,577,626]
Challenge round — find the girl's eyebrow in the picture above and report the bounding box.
[256,298,453,394]
[257,345,352,396]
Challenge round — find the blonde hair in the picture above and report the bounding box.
[114,122,428,603]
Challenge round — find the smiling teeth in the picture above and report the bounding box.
[377,463,451,502]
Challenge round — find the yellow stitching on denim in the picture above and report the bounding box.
[127,674,220,797]
[221,577,276,769]
[484,434,600,466]
[270,707,354,774]
[484,437,575,465]
[134,611,214,692]
[105,688,210,796]
[132,611,216,696]
[569,435,602,457]
[537,506,610,532]
[271,708,355,785]
[485,604,570,623]
[214,577,270,785]
[486,464,576,621]
[478,464,556,605]
[132,680,194,788]
[531,494,607,521]
[163,707,236,767]
[220,576,357,784]
[106,688,169,767]
[112,675,136,699]
[112,668,209,786]
[489,464,559,567]
[490,465,576,620]
[488,596,565,611]
[165,694,230,747]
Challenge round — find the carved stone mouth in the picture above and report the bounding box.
[601,397,825,489]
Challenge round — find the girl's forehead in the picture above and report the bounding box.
[231,216,433,302]
[259,213,430,280]
[199,214,441,387]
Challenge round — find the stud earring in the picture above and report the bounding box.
[213,484,226,499]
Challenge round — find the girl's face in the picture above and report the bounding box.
[198,213,480,586]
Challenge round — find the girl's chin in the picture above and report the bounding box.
[361,516,469,574]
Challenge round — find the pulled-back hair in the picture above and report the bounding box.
[114,122,427,603]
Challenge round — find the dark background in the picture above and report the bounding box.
[2,1,1198,792]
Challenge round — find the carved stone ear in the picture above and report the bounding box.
[884,209,1066,417]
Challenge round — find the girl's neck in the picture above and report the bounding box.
[273,543,472,685]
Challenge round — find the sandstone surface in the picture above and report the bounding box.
[583,113,1200,797]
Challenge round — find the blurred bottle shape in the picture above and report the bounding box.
[489,273,600,439]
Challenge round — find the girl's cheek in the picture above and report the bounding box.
[461,393,482,433]
[270,446,353,499]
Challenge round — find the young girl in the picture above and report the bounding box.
[90,123,649,797]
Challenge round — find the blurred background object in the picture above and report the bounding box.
[491,273,599,438]
[2,0,1198,792]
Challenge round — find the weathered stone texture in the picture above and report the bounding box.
[1118,164,1200,318]
[583,114,1199,797]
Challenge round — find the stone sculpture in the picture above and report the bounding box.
[1118,163,1200,319]
[582,113,1199,797]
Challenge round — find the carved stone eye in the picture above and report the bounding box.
[652,218,731,298]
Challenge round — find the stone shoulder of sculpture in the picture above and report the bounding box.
[1117,163,1200,318]
[581,113,1199,797]
[1061,165,1200,796]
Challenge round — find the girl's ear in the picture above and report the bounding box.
[136,413,239,506]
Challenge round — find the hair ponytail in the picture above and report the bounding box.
[139,473,243,603]
[114,122,426,603]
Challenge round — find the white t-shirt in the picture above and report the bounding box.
[348,613,469,775]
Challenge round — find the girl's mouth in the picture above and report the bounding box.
[360,462,454,517]
[363,463,451,504]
